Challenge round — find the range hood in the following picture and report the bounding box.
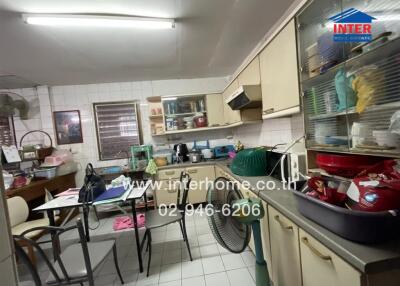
[225,85,262,110]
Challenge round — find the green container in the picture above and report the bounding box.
[230,148,267,177]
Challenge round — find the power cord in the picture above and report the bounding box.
[266,135,306,178]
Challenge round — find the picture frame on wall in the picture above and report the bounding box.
[53,110,83,145]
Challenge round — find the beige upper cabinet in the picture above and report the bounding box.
[206,93,224,127]
[260,19,300,117]
[222,79,241,124]
[299,229,362,286]
[268,206,302,286]
[237,56,261,86]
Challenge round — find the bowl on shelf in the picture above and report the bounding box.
[373,130,400,148]
[316,153,382,178]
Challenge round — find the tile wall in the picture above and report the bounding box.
[232,113,305,149]
[48,77,231,183]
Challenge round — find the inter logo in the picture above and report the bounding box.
[329,8,376,42]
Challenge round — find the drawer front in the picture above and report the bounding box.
[299,229,361,286]
[186,165,216,204]
[157,168,183,180]
[268,206,302,286]
[155,180,179,207]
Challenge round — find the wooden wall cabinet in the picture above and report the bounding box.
[260,19,300,118]
[237,56,261,86]
[222,79,241,125]
[206,93,225,127]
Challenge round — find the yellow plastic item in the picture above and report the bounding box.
[352,68,384,113]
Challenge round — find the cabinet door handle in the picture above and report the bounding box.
[187,169,198,174]
[274,215,293,230]
[165,171,175,175]
[301,237,332,261]
[263,108,274,114]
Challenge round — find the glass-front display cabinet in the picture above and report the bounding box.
[297,0,400,157]
[162,94,208,132]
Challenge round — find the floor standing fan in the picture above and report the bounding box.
[207,177,271,286]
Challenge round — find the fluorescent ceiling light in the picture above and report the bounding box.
[162,97,178,101]
[22,14,175,29]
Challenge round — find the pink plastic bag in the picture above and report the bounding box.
[113,214,145,231]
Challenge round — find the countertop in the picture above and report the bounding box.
[157,160,400,274]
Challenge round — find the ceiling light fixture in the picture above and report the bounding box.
[22,14,175,29]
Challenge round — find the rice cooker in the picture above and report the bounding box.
[346,177,400,212]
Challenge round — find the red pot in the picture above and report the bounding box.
[194,115,207,128]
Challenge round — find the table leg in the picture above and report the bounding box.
[131,199,143,273]
[82,204,90,242]
[144,190,148,211]
[46,210,59,260]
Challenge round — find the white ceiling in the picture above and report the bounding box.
[0,0,295,86]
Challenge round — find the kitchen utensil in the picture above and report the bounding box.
[173,143,189,163]
[193,113,207,128]
[230,148,267,176]
[314,122,335,144]
[153,149,173,164]
[154,156,168,167]
[189,151,202,163]
[373,130,400,148]
[201,148,214,159]
[316,153,382,178]
[351,122,372,148]
[324,136,348,146]
[351,32,392,54]
[355,144,395,150]
[335,68,356,112]
[214,145,235,158]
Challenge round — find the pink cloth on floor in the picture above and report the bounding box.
[113,214,145,231]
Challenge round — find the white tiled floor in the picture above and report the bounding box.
[17,208,256,286]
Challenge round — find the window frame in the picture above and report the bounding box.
[93,101,142,161]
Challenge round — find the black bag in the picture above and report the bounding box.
[78,163,106,203]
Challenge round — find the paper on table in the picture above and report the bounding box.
[2,145,21,163]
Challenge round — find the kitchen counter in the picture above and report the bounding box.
[156,159,228,170]
[157,160,400,274]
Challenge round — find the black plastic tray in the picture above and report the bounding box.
[291,187,400,243]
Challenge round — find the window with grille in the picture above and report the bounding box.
[0,116,16,146]
[93,102,141,160]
